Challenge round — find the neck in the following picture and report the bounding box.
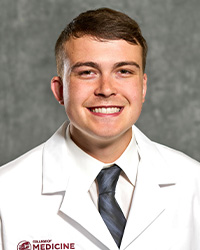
[69,126,132,163]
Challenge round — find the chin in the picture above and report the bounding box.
[90,127,131,141]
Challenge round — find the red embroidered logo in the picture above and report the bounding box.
[17,240,75,249]
[17,241,31,250]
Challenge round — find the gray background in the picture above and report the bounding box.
[0,0,200,166]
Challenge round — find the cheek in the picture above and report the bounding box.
[63,81,90,112]
[69,79,95,101]
[63,80,80,103]
[123,84,144,104]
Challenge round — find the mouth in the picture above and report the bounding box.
[88,106,123,114]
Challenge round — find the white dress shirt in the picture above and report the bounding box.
[66,125,140,219]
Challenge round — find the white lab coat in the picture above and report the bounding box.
[0,122,200,250]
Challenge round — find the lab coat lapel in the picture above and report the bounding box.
[121,159,165,249]
[42,122,118,249]
[120,126,176,249]
[59,178,119,250]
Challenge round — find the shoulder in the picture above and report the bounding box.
[0,122,69,180]
[154,141,200,170]
[151,140,200,188]
[0,122,69,196]
[0,143,44,171]
[0,144,44,191]
[133,125,200,181]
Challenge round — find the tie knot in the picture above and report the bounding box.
[97,164,121,195]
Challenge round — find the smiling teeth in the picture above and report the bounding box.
[91,107,121,114]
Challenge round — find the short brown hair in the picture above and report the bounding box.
[55,8,148,78]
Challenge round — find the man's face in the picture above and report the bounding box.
[56,36,147,144]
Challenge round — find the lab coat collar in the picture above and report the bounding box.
[133,125,176,185]
[42,122,70,194]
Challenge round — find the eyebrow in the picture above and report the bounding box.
[113,61,140,69]
[71,62,99,71]
[70,61,140,71]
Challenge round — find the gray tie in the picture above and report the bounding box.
[97,164,126,248]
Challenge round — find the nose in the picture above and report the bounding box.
[94,75,117,97]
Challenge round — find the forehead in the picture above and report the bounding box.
[64,36,143,66]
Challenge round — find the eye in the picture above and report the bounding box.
[77,70,97,79]
[119,69,132,74]
[79,70,93,75]
[117,69,134,78]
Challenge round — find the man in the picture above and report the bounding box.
[0,8,200,250]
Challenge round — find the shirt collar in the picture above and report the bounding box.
[115,134,139,186]
[66,124,140,189]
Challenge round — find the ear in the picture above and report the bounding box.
[51,76,64,105]
[142,73,147,103]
